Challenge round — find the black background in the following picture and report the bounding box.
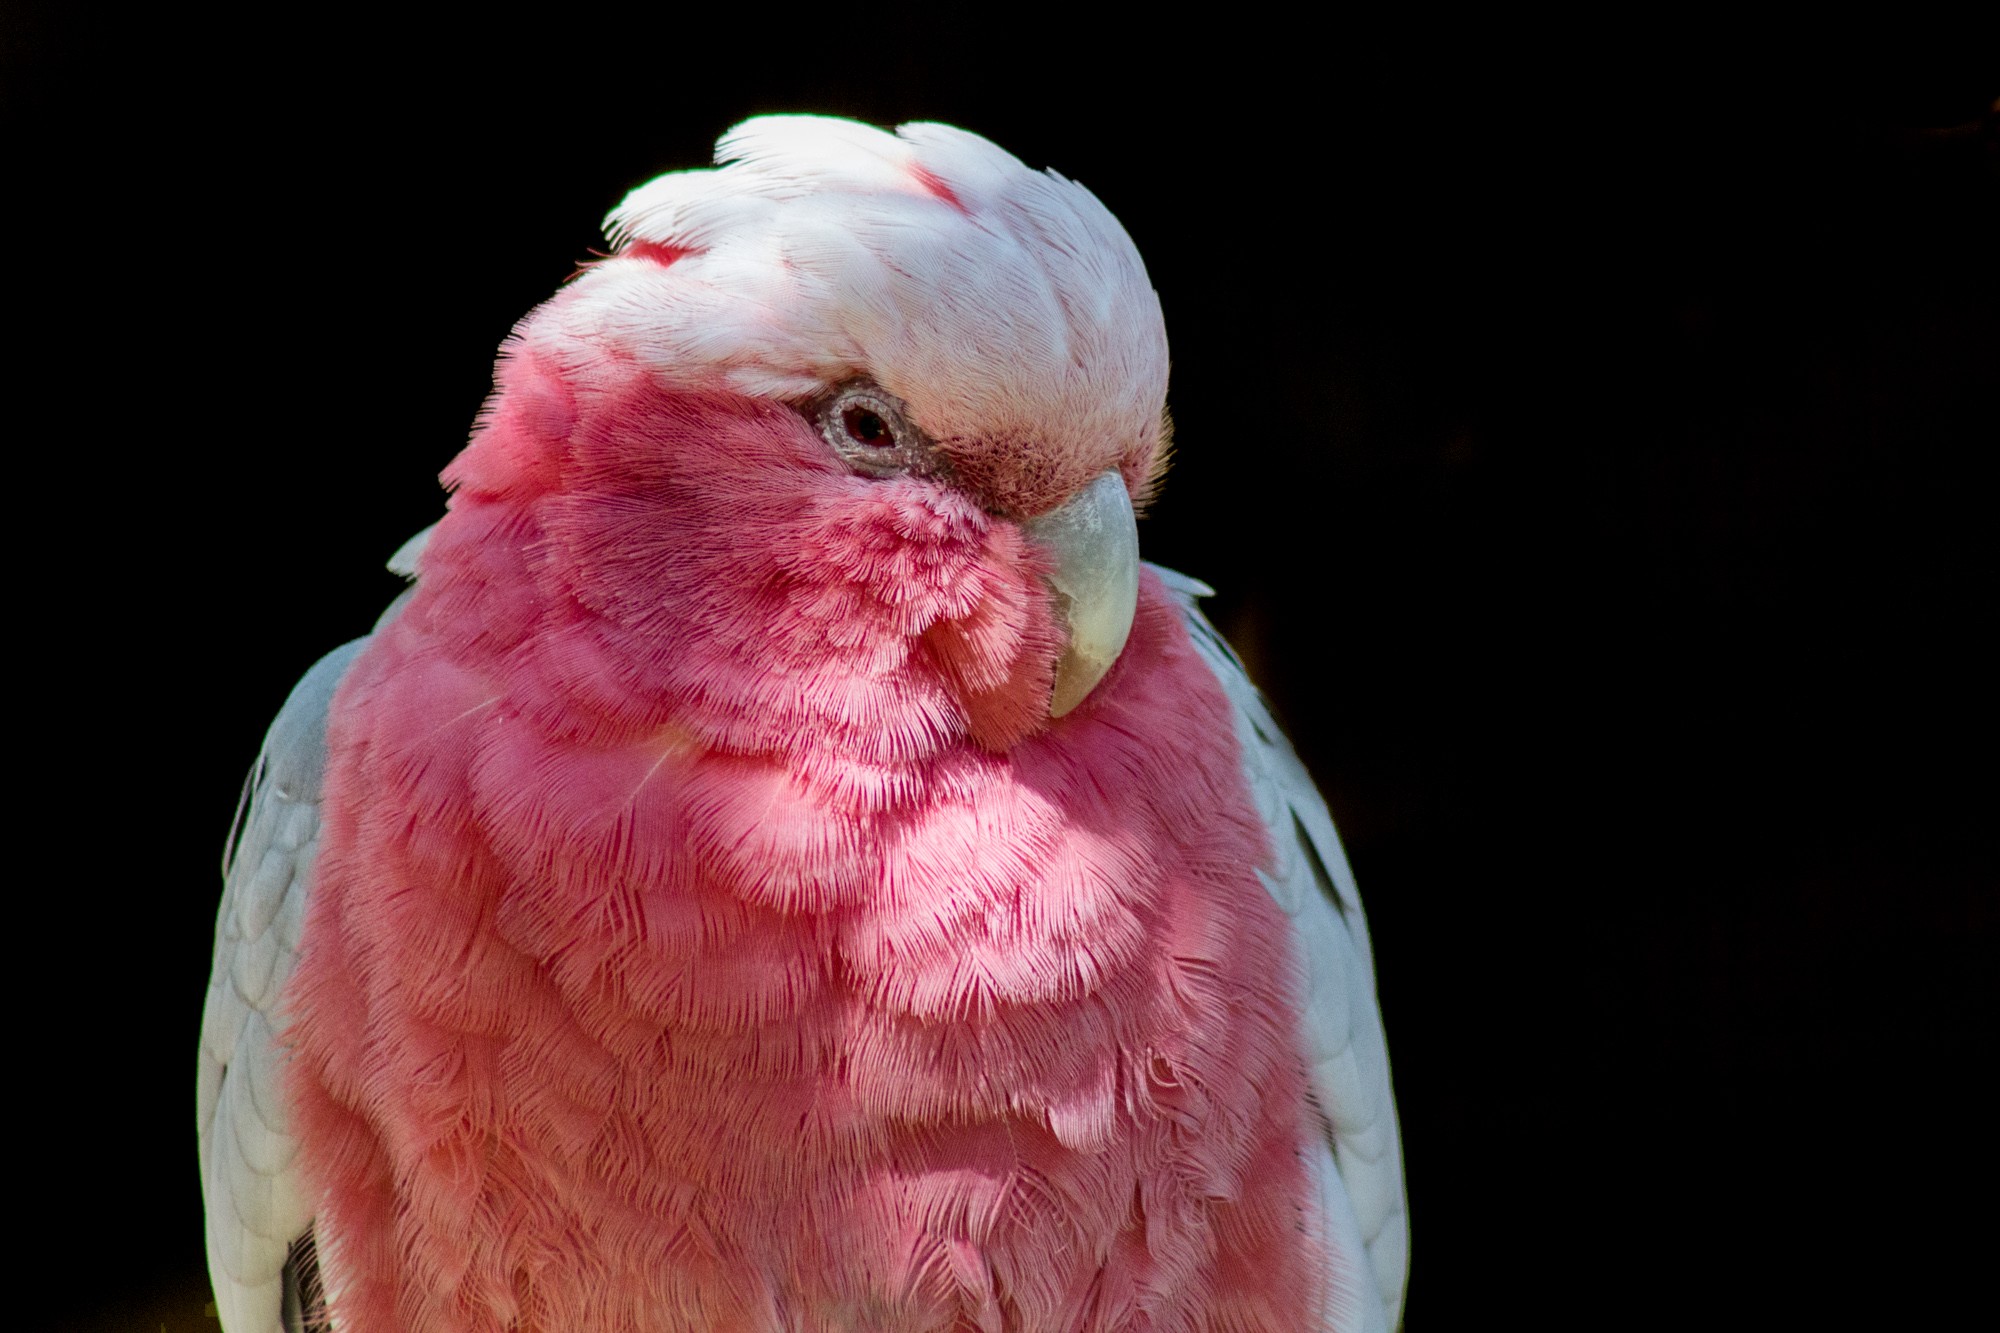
[10,15,1993,1331]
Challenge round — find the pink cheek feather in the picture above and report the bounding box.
[282,336,1321,1329]
[489,337,1064,767]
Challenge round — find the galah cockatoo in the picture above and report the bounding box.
[199,116,1407,1333]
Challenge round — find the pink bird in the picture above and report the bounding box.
[199,117,1407,1332]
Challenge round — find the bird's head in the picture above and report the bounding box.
[428,117,1170,776]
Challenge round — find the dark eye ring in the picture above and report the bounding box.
[817,384,923,477]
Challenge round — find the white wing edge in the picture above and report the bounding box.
[1152,563,1410,1332]
[198,638,367,1333]
[385,523,434,580]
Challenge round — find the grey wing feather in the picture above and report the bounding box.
[1153,564,1410,1331]
[199,531,428,1332]
[197,639,365,1333]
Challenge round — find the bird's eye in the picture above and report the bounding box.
[817,384,924,477]
[841,405,895,447]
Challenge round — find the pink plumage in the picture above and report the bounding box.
[199,117,1406,1333]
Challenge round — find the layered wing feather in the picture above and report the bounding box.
[198,639,365,1333]
[1154,565,1410,1332]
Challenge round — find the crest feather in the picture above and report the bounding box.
[573,116,1169,515]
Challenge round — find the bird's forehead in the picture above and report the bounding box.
[583,117,1168,501]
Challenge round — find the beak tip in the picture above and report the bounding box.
[1047,655,1098,718]
[1026,470,1142,721]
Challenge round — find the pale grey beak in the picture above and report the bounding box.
[1022,469,1141,717]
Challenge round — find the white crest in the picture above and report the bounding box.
[541,117,1170,499]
